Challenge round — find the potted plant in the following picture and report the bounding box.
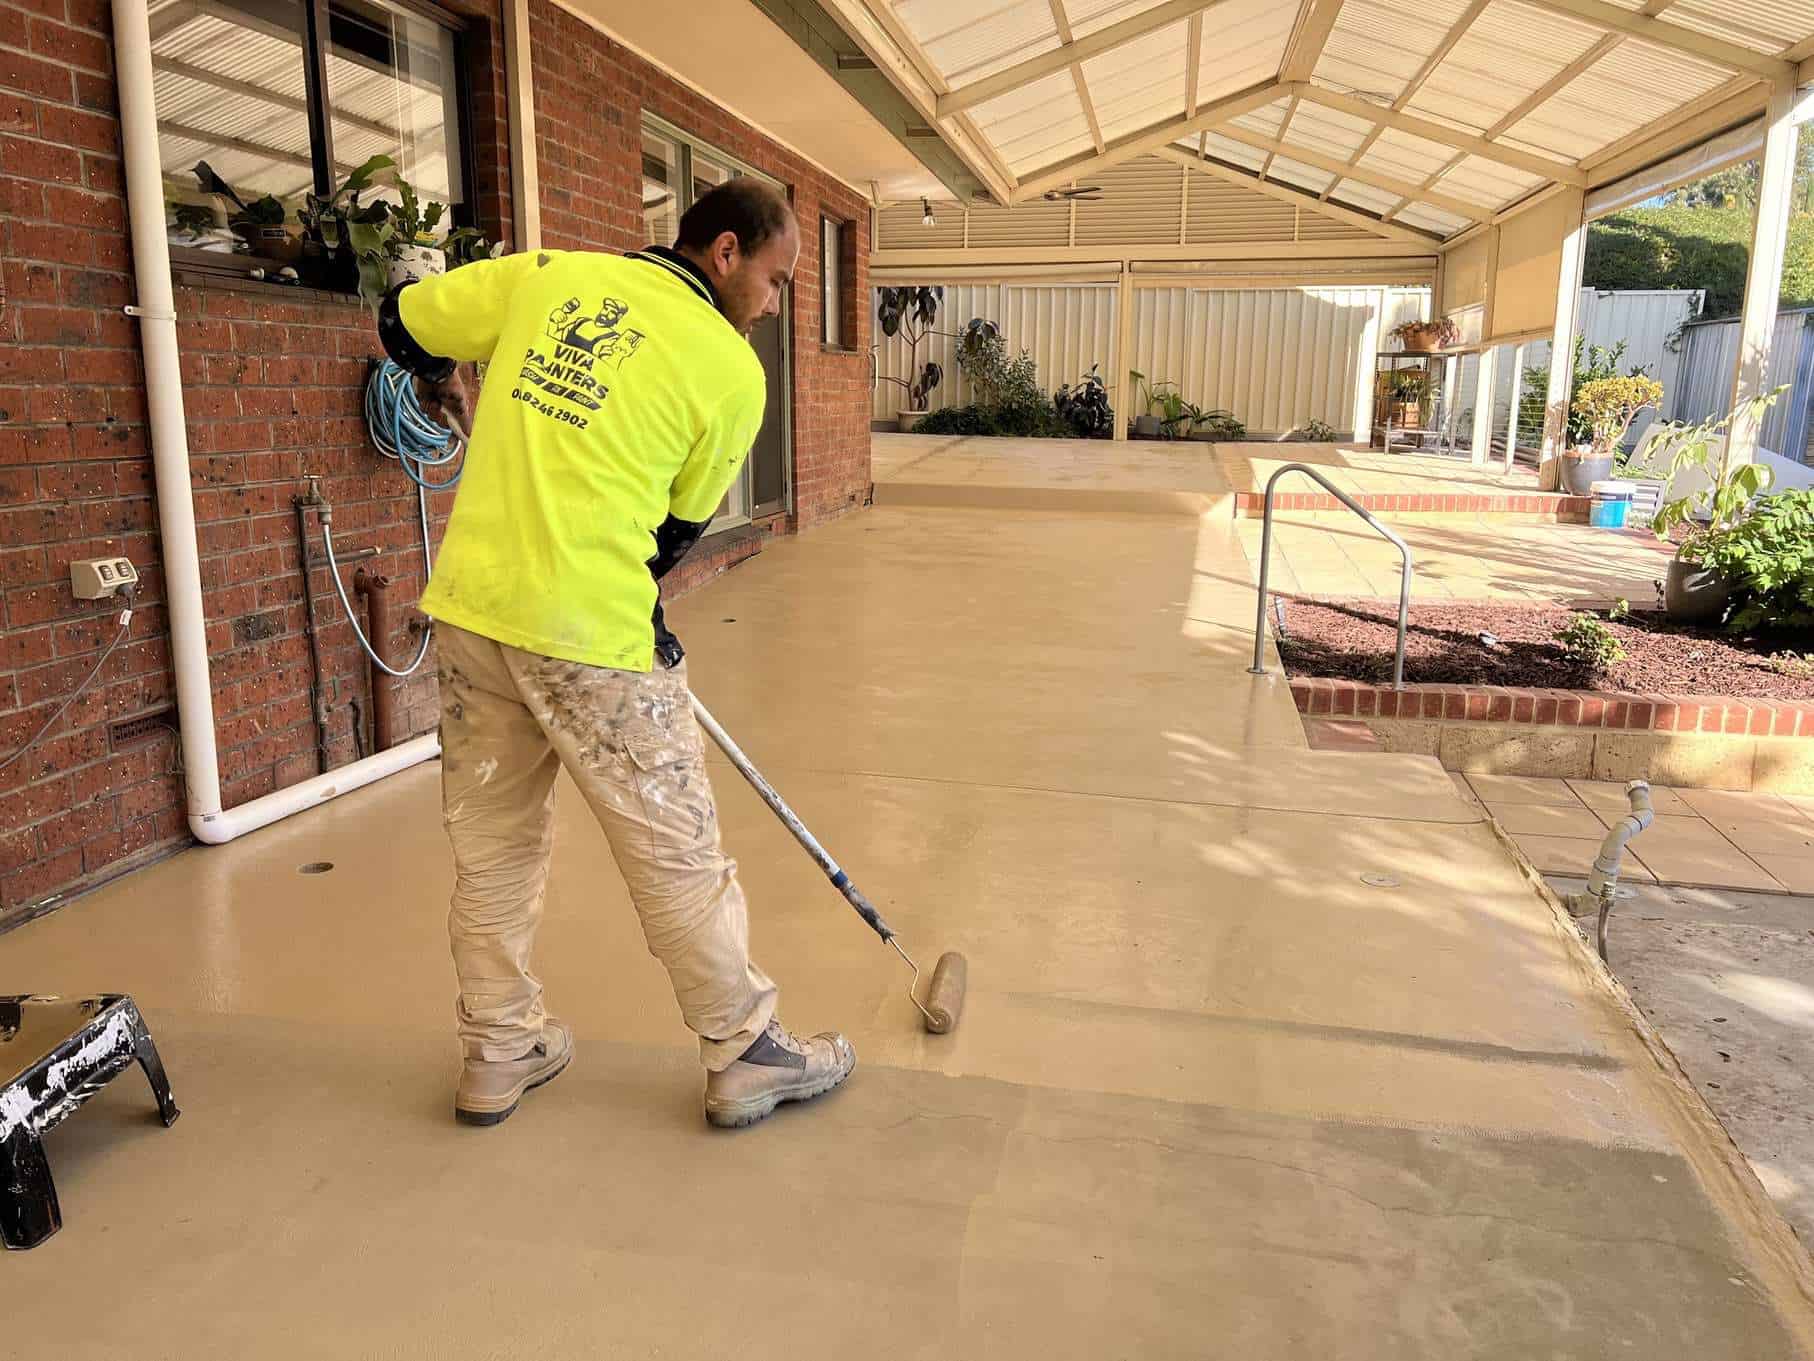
[1564,374,1664,496]
[1646,388,1783,623]
[295,153,394,293]
[1186,406,1246,442]
[1054,365,1113,439]
[440,226,504,268]
[1388,317,1460,354]
[1128,371,1176,437]
[1285,418,1338,442]
[1382,368,1430,430]
[1156,388,1191,439]
[193,162,295,262]
[381,179,449,290]
[1691,488,1814,633]
[876,286,948,430]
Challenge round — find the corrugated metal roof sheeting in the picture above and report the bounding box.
[1267,156,1336,195]
[1230,97,1294,139]
[898,0,1059,87]
[1359,130,1457,188]
[973,71,1094,171]
[1195,133,1268,171]
[1436,155,1541,207]
[1332,178,1398,213]
[1266,156,1336,195]
[1192,0,1296,92]
[1316,0,1480,98]
[1068,0,1175,40]
[1395,201,1470,235]
[1284,101,1374,161]
[1501,37,1727,163]
[1405,2,1604,132]
[1081,22,1187,143]
[1661,0,1814,55]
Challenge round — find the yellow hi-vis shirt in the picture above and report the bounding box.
[399,248,765,671]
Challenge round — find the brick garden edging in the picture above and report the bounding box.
[1235,491,1592,519]
[1290,678,1814,739]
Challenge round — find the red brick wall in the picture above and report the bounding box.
[527,1,873,529]
[0,0,507,917]
[1,0,873,920]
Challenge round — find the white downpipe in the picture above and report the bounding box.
[113,0,437,847]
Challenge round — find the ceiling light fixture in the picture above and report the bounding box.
[921,197,937,228]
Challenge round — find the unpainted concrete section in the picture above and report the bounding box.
[2,439,1811,1356]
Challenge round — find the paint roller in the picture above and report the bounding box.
[689,695,969,1033]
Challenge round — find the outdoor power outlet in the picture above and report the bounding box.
[70,556,139,600]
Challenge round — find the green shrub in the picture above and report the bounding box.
[1554,613,1626,669]
[1693,489,1814,631]
[911,402,1071,438]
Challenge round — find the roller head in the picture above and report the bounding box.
[921,951,968,1034]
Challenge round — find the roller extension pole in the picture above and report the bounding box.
[689,693,967,1033]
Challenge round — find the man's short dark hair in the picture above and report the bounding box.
[676,179,793,255]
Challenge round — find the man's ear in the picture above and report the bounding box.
[712,230,740,274]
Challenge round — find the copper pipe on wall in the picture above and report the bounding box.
[353,569,400,753]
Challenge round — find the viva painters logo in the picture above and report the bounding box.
[513,296,647,429]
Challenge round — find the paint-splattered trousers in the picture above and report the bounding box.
[434,623,779,1070]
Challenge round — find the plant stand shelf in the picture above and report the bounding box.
[1371,351,1462,457]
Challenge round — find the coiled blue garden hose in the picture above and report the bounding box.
[363,357,466,491]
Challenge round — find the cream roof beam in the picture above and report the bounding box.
[1046,0,1106,154]
[937,0,1236,118]
[1186,14,1202,114]
[823,0,1017,202]
[1321,0,1485,198]
[1297,86,1586,183]
[1155,144,1441,245]
[1209,123,1491,220]
[1010,78,1285,202]
[1279,0,1343,82]
[1513,0,1794,83]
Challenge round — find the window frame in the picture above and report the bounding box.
[819,214,851,351]
[162,0,479,290]
[639,112,793,525]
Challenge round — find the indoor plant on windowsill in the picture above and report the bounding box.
[1563,373,1663,497]
[1387,316,1459,354]
[1645,387,1783,623]
[379,179,449,291]
[295,153,394,295]
[194,162,295,263]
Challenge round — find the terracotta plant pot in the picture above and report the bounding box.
[1393,402,1422,430]
[1663,555,1735,625]
[1396,323,1446,353]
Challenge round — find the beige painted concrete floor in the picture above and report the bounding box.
[5,439,1813,1357]
[1457,774,1814,895]
[1238,516,1675,604]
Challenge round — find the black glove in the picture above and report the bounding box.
[646,515,708,668]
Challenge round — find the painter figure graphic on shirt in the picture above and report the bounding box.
[546,297,646,369]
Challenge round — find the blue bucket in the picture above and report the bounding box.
[1588,481,1633,529]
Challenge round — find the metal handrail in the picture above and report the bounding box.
[1247,463,1414,689]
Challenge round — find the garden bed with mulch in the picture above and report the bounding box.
[1273,597,1814,702]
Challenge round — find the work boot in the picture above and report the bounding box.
[455,1018,573,1126]
[704,1019,856,1129]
